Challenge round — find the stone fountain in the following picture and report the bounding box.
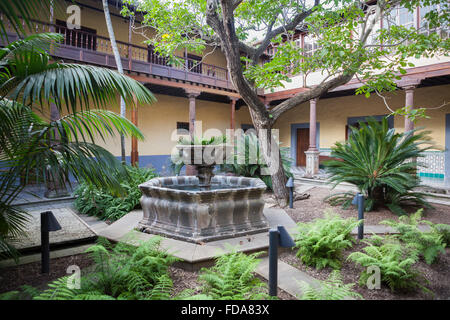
[138,143,269,243]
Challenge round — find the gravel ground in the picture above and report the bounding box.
[265,186,450,225]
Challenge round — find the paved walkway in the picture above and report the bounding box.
[255,256,319,299]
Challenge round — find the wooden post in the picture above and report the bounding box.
[185,90,201,176]
[404,85,416,133]
[131,95,138,167]
[308,98,318,151]
[128,16,133,71]
[305,98,320,177]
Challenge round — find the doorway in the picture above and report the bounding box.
[296,128,309,167]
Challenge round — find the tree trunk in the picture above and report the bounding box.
[250,109,289,206]
[102,0,126,163]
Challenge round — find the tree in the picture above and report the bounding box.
[122,0,449,204]
[102,0,127,163]
[0,30,155,259]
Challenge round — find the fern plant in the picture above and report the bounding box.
[74,165,157,221]
[347,235,430,293]
[323,117,433,215]
[297,270,363,300]
[187,249,270,300]
[32,237,178,300]
[380,209,446,264]
[294,211,361,269]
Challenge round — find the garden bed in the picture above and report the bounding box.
[0,252,294,300]
[267,186,450,300]
[279,245,450,300]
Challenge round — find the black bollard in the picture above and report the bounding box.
[268,225,296,297]
[41,211,62,274]
[357,194,364,240]
[268,229,279,297]
[286,177,294,209]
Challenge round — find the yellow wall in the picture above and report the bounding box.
[95,94,252,157]
[274,84,450,150]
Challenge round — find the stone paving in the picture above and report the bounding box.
[12,207,96,251]
[11,184,76,206]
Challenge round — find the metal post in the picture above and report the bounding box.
[289,188,293,209]
[268,229,279,297]
[41,211,50,274]
[357,194,364,240]
[286,177,294,209]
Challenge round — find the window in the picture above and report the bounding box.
[419,4,448,38]
[176,122,190,135]
[303,35,320,58]
[55,20,97,51]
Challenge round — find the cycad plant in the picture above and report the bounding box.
[0,30,155,259]
[323,117,433,215]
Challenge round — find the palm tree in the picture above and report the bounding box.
[0,31,155,259]
[102,0,127,163]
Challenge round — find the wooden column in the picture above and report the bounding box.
[308,98,318,151]
[305,98,320,177]
[185,90,201,176]
[186,90,201,137]
[131,95,138,167]
[404,85,416,133]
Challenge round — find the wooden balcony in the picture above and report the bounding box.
[0,18,235,91]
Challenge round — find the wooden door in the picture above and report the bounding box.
[296,128,309,167]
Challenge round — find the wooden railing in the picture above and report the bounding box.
[0,17,233,90]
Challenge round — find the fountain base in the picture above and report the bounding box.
[138,175,269,243]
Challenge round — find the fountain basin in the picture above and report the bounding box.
[138,175,268,243]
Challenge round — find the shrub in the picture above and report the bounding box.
[183,249,270,300]
[297,270,363,300]
[219,132,293,190]
[294,211,361,269]
[380,209,446,264]
[347,235,430,293]
[32,237,178,300]
[323,117,433,215]
[432,224,450,246]
[74,165,157,221]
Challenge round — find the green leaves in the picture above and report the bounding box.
[323,117,433,214]
[192,249,270,300]
[294,211,361,270]
[380,209,446,264]
[297,270,363,300]
[347,235,430,293]
[31,237,179,300]
[74,165,157,221]
[0,33,156,260]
